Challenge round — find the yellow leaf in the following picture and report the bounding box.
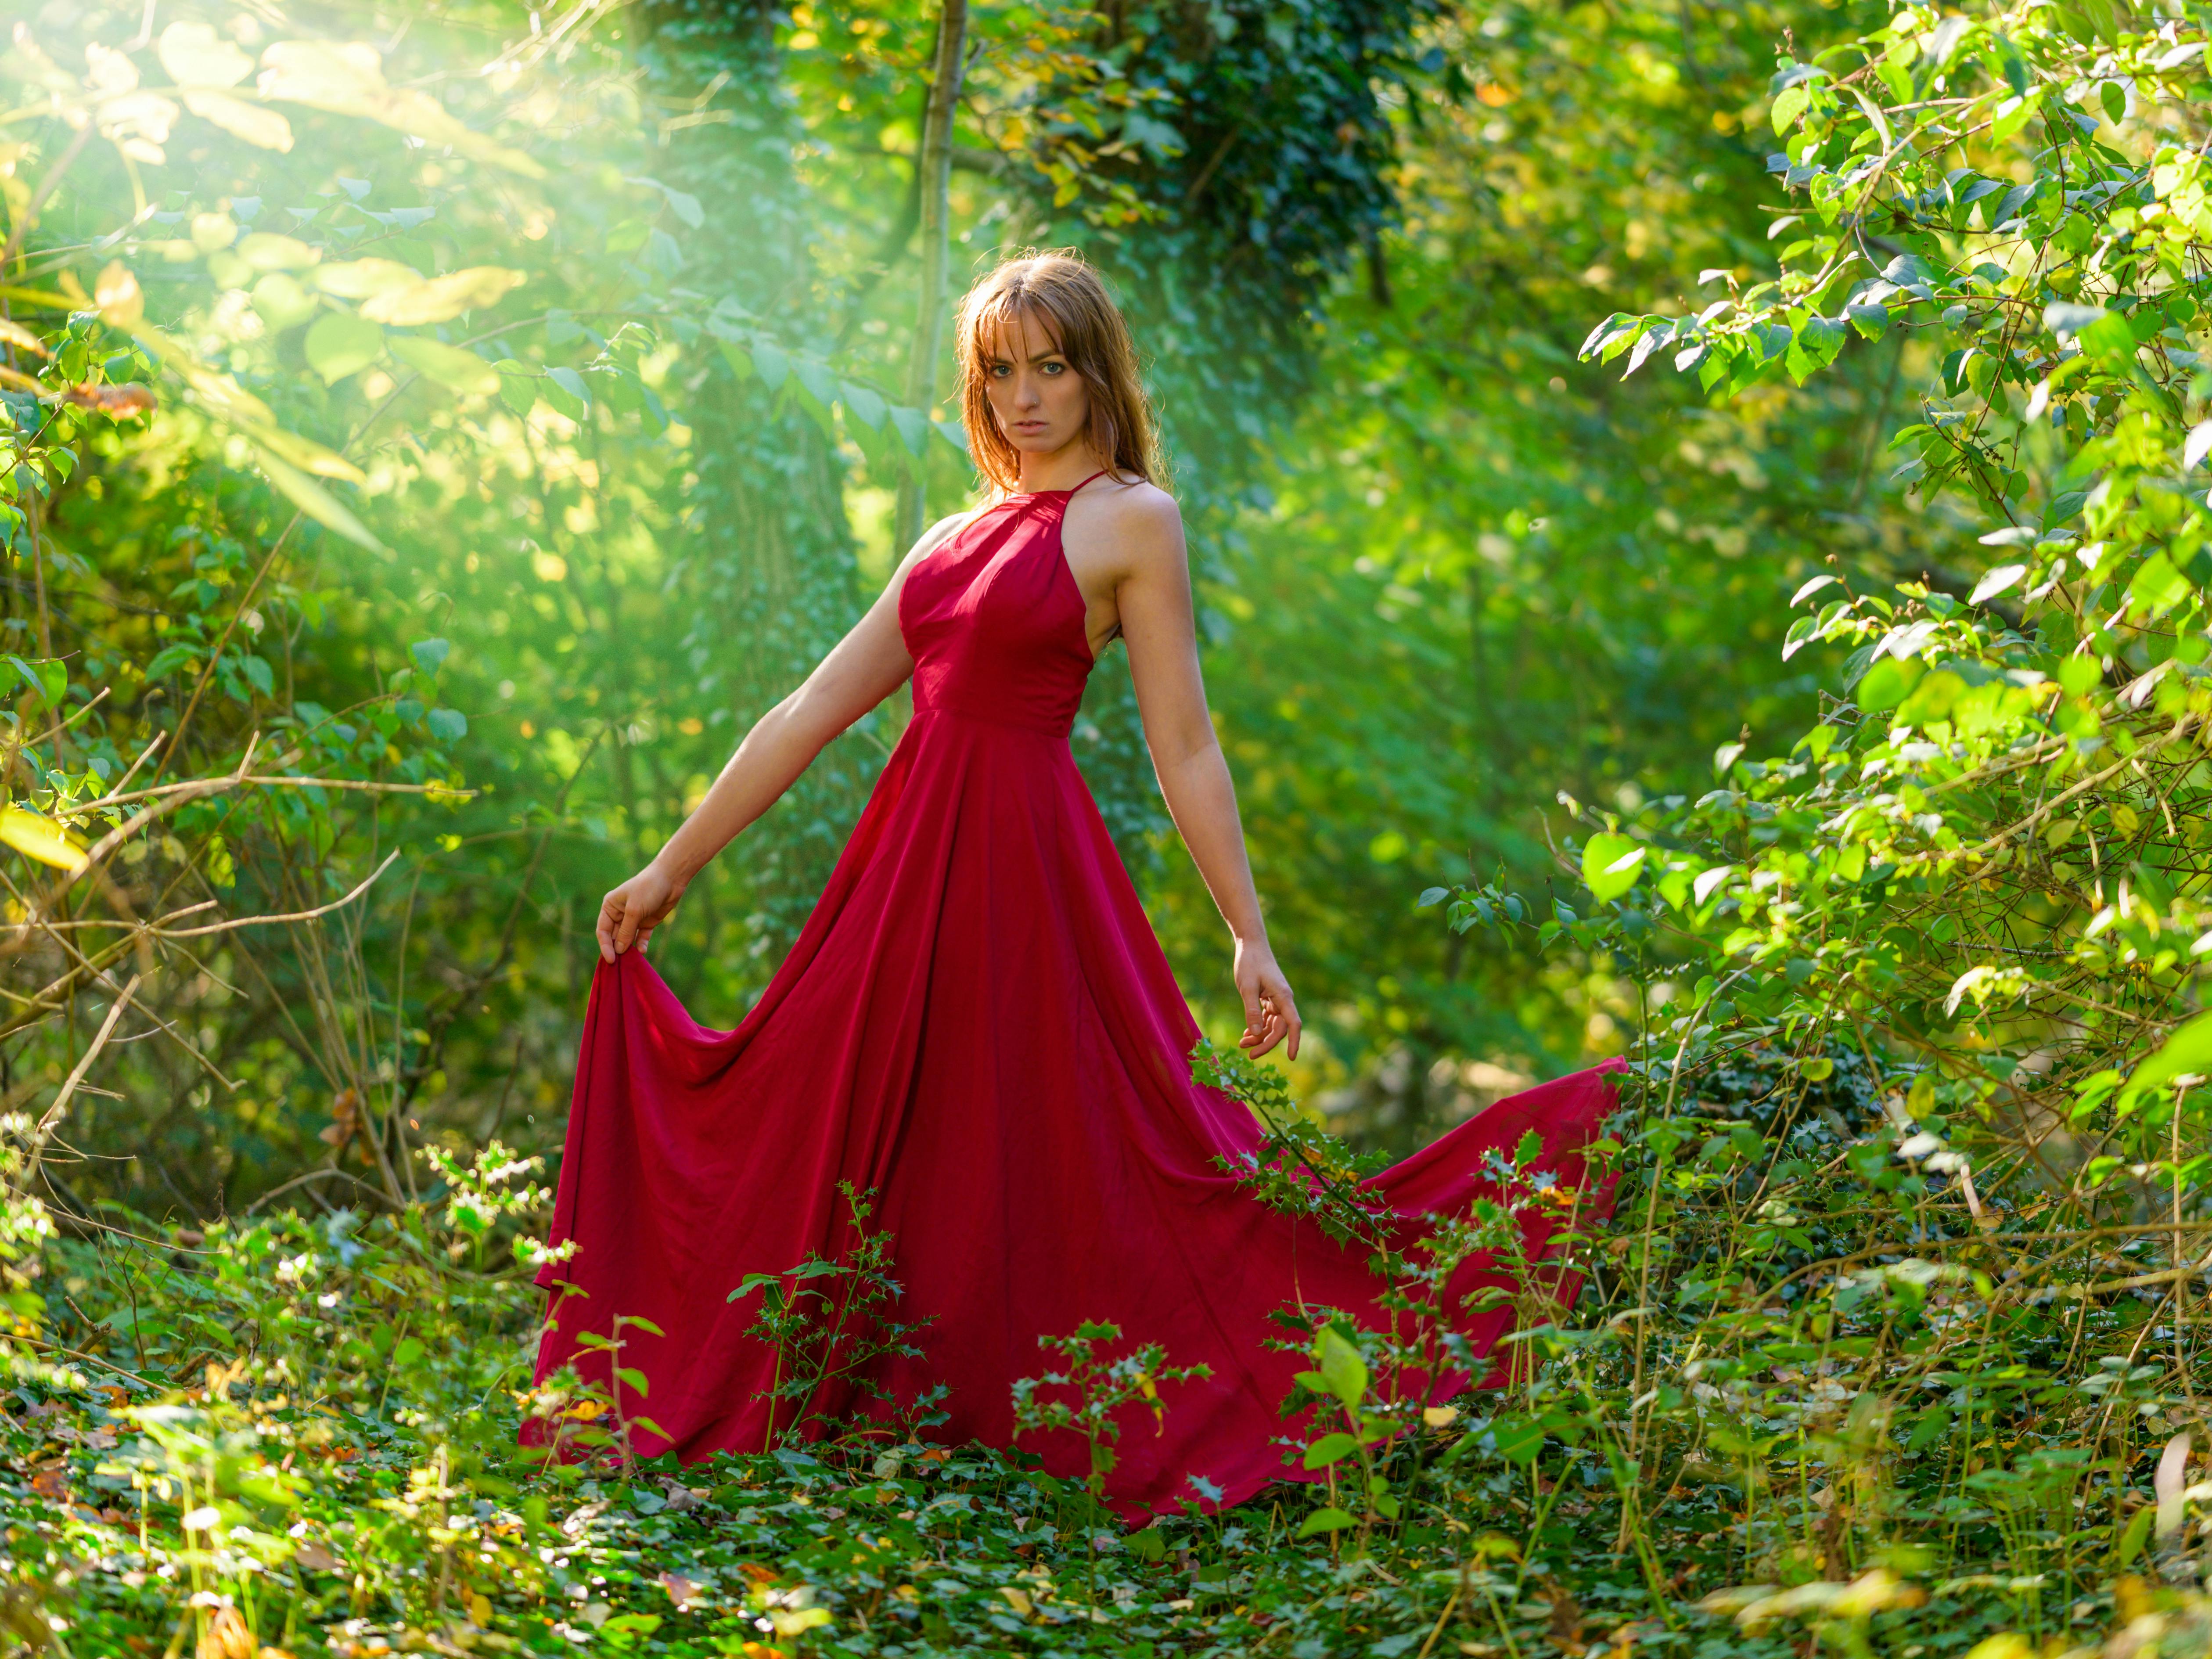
[0,287,77,312]
[0,319,46,357]
[158,22,254,88]
[361,267,525,326]
[311,258,422,299]
[240,421,365,484]
[996,1586,1033,1618]
[257,41,546,177]
[467,1591,491,1626]
[94,263,143,329]
[388,336,500,395]
[1422,1404,1460,1428]
[237,233,318,272]
[183,91,293,152]
[251,446,382,552]
[0,810,87,874]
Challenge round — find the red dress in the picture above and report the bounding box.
[531,475,1620,1513]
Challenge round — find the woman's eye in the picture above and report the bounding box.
[1041,361,1064,374]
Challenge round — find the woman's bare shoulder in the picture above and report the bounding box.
[1084,477,1184,567]
[882,509,978,592]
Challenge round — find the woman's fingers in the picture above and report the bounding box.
[597,894,621,963]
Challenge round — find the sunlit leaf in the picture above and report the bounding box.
[237,232,319,272]
[182,91,293,151]
[1582,831,1645,900]
[158,22,254,87]
[94,263,143,330]
[389,337,499,395]
[312,259,424,299]
[0,809,86,874]
[252,445,382,552]
[360,266,525,326]
[304,312,383,385]
[258,41,547,177]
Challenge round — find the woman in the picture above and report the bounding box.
[532,251,1618,1513]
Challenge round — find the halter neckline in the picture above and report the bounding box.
[1007,468,1111,500]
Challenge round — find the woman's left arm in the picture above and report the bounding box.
[1111,491,1301,1060]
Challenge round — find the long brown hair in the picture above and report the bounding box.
[953,250,1165,496]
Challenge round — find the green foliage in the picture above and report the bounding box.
[9,0,2212,1654]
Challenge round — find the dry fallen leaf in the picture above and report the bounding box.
[63,381,157,418]
[658,1572,700,1610]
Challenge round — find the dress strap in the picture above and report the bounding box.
[1065,468,1112,497]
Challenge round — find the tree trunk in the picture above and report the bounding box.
[895,0,971,554]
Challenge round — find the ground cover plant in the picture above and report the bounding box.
[3,0,2212,1656]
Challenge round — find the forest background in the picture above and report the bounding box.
[0,0,1871,1213]
[10,0,2212,1655]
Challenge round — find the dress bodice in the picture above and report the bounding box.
[899,489,1096,738]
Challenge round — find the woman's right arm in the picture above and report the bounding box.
[596,516,968,960]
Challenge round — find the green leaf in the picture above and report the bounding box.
[1582,831,1645,900]
[889,405,931,457]
[2119,1500,2155,1567]
[2129,1009,2212,1095]
[1127,1527,1167,1562]
[545,366,592,410]
[410,637,451,674]
[427,707,467,742]
[1855,655,1922,712]
[793,357,839,410]
[1846,302,1888,342]
[253,445,383,552]
[750,339,789,392]
[144,644,200,681]
[495,360,537,417]
[614,1367,649,1396]
[1487,1413,1545,1465]
[842,382,887,432]
[389,336,499,395]
[1991,91,2041,144]
[1302,1432,1361,1469]
[1514,1128,1544,1168]
[303,312,383,385]
[6,656,63,709]
[1295,1506,1357,1538]
[1771,83,1811,133]
[1315,1326,1367,1410]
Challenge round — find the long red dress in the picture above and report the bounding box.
[532,475,1621,1513]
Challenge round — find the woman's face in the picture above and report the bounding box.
[980,310,1090,461]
